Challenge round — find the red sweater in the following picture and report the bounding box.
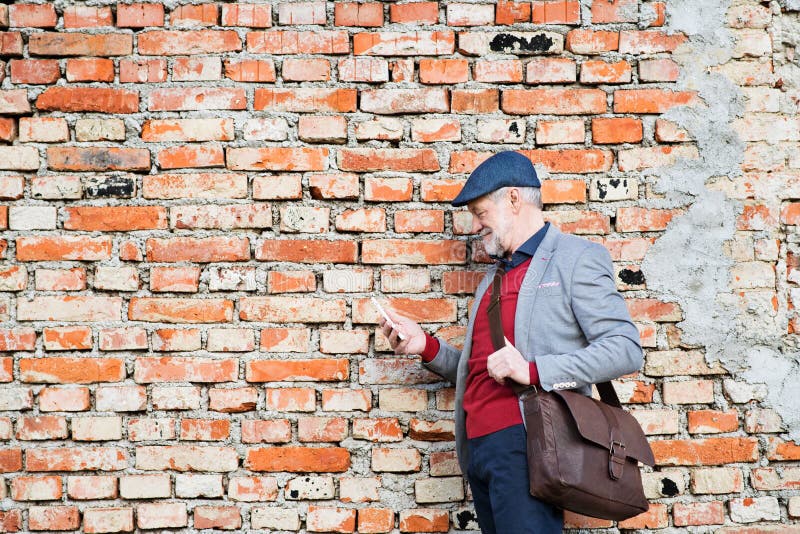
[422,259,540,438]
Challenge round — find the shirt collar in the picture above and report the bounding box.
[492,222,550,271]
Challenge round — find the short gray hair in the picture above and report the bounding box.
[489,186,543,210]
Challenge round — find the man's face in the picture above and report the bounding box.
[468,193,512,257]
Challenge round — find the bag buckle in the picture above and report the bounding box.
[608,439,626,480]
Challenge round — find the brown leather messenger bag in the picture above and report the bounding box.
[487,270,655,521]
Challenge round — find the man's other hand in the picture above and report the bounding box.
[486,337,530,385]
[378,308,426,356]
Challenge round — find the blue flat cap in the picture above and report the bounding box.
[451,151,540,207]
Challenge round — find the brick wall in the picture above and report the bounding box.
[0,0,798,532]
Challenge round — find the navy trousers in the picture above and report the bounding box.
[466,424,563,534]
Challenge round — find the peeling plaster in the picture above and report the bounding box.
[641,1,800,441]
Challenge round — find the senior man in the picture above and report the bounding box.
[379,151,643,533]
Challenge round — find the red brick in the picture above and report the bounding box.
[395,210,445,233]
[451,89,499,113]
[120,58,167,82]
[43,327,92,351]
[9,59,60,84]
[129,298,233,324]
[532,1,581,24]
[64,6,114,28]
[116,3,164,27]
[283,58,330,81]
[227,147,329,171]
[474,60,523,83]
[222,4,273,27]
[335,3,384,26]
[247,30,350,54]
[17,236,112,261]
[29,33,132,56]
[247,359,349,382]
[782,203,800,225]
[617,504,668,529]
[338,148,439,172]
[390,3,439,24]
[358,508,395,533]
[0,328,36,351]
[542,179,587,204]
[63,207,166,231]
[0,449,22,473]
[620,30,688,54]
[0,32,23,56]
[9,4,56,28]
[150,267,200,293]
[254,88,356,112]
[171,4,218,27]
[580,59,632,84]
[419,59,469,84]
[299,416,349,442]
[0,117,16,142]
[399,509,449,532]
[673,501,725,526]
[639,58,681,82]
[242,420,292,444]
[26,448,127,472]
[134,357,237,383]
[194,506,242,530]
[143,173,247,199]
[19,358,124,384]
[614,89,700,113]
[256,240,357,264]
[688,410,740,434]
[651,437,759,466]
[260,328,311,352]
[502,89,606,115]
[180,419,229,441]
[592,117,643,144]
[28,506,80,531]
[224,59,277,82]
[38,387,91,412]
[565,29,619,54]
[616,207,682,232]
[353,31,455,56]
[146,237,250,262]
[149,87,246,111]
[48,147,149,172]
[268,271,316,294]
[246,447,350,472]
[11,475,63,501]
[362,240,465,265]
[35,268,87,291]
[626,299,682,322]
[16,416,68,441]
[37,87,138,114]
[157,145,224,170]
[139,30,239,55]
[66,58,114,82]
[172,56,222,81]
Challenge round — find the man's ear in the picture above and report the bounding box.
[508,187,522,212]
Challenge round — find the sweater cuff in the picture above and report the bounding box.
[420,334,440,363]
[529,362,540,387]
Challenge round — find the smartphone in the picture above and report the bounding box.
[370,297,407,341]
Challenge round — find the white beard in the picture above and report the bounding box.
[481,218,511,257]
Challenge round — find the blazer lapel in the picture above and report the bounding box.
[514,224,560,355]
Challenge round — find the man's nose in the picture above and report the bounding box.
[470,216,483,234]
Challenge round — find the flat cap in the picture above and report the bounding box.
[451,151,540,207]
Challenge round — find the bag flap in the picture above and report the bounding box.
[553,390,655,466]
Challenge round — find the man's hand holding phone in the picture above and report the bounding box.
[372,298,426,355]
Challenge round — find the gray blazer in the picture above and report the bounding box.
[424,224,643,473]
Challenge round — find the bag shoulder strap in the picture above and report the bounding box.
[486,268,622,408]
